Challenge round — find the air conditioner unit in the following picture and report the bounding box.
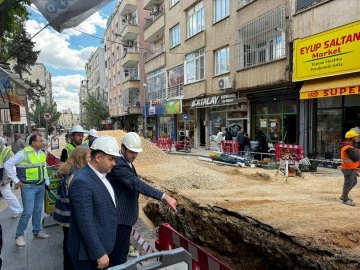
[218,77,233,90]
[128,40,134,47]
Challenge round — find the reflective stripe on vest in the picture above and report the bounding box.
[0,147,11,180]
[341,145,360,169]
[16,146,47,184]
[64,144,76,159]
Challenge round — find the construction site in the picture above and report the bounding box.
[59,130,359,270]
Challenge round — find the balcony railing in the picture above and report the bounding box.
[143,11,164,30]
[167,85,184,99]
[123,69,139,81]
[148,89,166,101]
[122,47,139,59]
[144,47,165,62]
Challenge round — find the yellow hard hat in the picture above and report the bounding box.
[345,130,359,139]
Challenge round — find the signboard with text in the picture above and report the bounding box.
[190,93,238,108]
[293,21,360,81]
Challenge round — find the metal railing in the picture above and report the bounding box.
[144,47,165,62]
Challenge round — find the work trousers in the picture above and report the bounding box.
[341,169,358,201]
[0,183,22,214]
[62,226,74,270]
[109,224,132,266]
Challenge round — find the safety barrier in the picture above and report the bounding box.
[221,140,239,154]
[275,144,304,161]
[155,223,231,270]
[46,152,60,168]
[156,138,173,152]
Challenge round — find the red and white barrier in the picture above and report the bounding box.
[131,228,153,254]
[156,138,173,152]
[275,144,304,161]
[221,140,238,154]
[155,223,231,270]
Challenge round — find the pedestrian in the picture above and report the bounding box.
[243,132,251,152]
[351,120,360,149]
[4,134,50,247]
[236,128,245,154]
[68,136,120,269]
[0,138,23,218]
[1,133,8,147]
[53,147,91,270]
[11,132,25,154]
[215,128,223,152]
[82,129,99,148]
[25,128,39,146]
[340,129,360,206]
[225,128,232,141]
[107,132,177,265]
[60,125,84,164]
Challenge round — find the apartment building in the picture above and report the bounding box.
[80,47,107,128]
[104,0,147,131]
[291,0,360,157]
[58,109,77,130]
[143,0,295,147]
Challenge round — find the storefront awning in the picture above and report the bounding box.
[299,73,360,100]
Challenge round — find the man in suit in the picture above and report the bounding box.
[107,132,177,266]
[68,136,121,270]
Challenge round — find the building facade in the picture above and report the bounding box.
[291,0,360,158]
[104,0,147,131]
[58,109,77,130]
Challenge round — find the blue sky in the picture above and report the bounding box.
[26,1,117,113]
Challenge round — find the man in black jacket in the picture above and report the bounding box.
[107,132,177,265]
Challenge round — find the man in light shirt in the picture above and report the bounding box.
[68,136,121,270]
[4,134,50,247]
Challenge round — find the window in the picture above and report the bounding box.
[184,48,204,84]
[214,47,229,75]
[238,0,255,9]
[169,0,179,8]
[170,24,180,48]
[296,0,327,11]
[236,7,286,70]
[187,1,204,38]
[214,0,229,23]
[147,68,166,100]
[167,65,184,98]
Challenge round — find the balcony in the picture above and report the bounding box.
[144,13,165,42]
[143,0,163,10]
[128,106,141,114]
[120,23,138,42]
[122,49,139,68]
[144,48,165,73]
[119,0,137,16]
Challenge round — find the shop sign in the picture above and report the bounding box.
[149,106,156,115]
[293,21,360,81]
[150,99,163,106]
[164,99,182,114]
[300,84,360,100]
[191,93,237,108]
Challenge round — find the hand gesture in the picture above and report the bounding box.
[163,194,177,212]
[97,254,109,269]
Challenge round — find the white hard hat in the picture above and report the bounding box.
[122,132,143,152]
[90,136,120,156]
[89,129,99,137]
[71,125,84,134]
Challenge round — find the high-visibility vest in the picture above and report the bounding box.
[341,145,360,170]
[82,140,89,148]
[64,143,76,159]
[16,146,47,184]
[0,146,12,180]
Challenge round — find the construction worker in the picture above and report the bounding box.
[82,128,99,148]
[107,132,177,266]
[340,129,360,206]
[60,125,84,164]
[0,138,23,218]
[4,134,50,246]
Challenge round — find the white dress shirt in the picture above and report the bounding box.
[4,149,50,185]
[88,163,116,206]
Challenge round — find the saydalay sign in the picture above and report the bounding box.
[293,21,360,81]
[300,85,360,100]
[191,93,237,108]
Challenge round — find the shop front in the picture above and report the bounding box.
[294,21,360,158]
[143,103,164,141]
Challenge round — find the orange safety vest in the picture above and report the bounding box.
[341,145,360,169]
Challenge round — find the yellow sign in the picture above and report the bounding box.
[293,21,360,81]
[300,85,360,100]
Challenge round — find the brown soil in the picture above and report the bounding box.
[53,131,360,269]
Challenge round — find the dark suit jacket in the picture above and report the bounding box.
[107,156,163,226]
[68,165,118,261]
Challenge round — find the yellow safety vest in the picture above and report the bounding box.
[64,143,76,159]
[16,146,47,184]
[0,146,12,179]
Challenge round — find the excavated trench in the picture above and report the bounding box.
[144,193,360,270]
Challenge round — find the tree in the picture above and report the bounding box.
[29,103,61,135]
[83,93,109,130]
